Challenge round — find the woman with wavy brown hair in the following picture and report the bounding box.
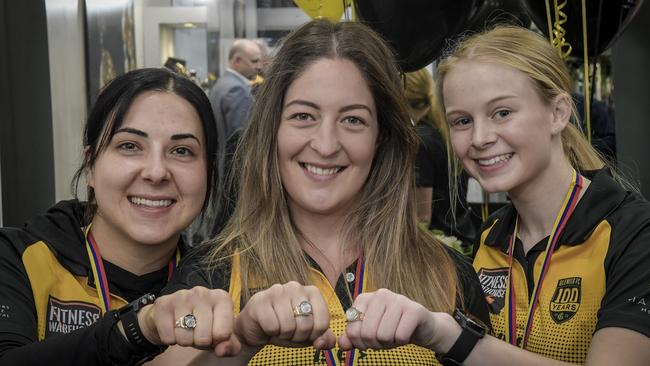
[123,19,490,365]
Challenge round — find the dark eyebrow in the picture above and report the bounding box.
[114,128,200,145]
[284,100,373,115]
[284,99,319,110]
[339,104,373,115]
[114,127,147,137]
[171,133,201,145]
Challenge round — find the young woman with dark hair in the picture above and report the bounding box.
[0,67,218,365]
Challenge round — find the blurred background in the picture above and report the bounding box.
[1,0,648,227]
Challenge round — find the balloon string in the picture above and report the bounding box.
[588,0,604,138]
[344,0,355,21]
[581,0,591,143]
[550,0,573,59]
[544,0,553,44]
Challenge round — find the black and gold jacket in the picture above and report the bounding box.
[0,199,179,365]
[473,169,650,363]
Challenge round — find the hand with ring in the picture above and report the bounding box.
[137,286,241,357]
[338,288,440,351]
[235,281,336,350]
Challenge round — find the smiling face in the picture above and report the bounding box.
[87,91,207,249]
[277,57,379,218]
[443,60,568,194]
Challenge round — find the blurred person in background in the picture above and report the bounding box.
[404,68,478,254]
[194,39,263,245]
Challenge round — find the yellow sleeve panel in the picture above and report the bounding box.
[22,242,127,340]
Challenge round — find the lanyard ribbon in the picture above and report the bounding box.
[84,225,180,314]
[324,255,367,366]
[504,169,583,348]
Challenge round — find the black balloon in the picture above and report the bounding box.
[355,0,479,72]
[470,0,531,32]
[522,0,645,58]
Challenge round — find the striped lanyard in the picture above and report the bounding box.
[504,169,583,348]
[324,255,368,366]
[84,225,180,314]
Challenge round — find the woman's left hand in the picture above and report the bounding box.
[338,288,449,351]
[234,281,336,350]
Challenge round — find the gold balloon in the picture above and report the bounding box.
[293,0,352,21]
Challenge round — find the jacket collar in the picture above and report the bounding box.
[24,199,188,276]
[484,169,628,252]
[225,68,252,85]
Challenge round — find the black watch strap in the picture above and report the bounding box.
[116,294,165,357]
[436,309,486,366]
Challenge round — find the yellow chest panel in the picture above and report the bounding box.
[22,242,127,340]
[229,254,441,365]
[473,221,610,363]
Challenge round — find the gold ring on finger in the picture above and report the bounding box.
[174,314,197,329]
[345,307,365,322]
[293,300,313,317]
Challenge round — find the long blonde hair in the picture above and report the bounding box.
[205,19,460,313]
[435,25,630,204]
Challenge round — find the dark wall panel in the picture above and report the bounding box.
[612,3,650,198]
[0,0,55,227]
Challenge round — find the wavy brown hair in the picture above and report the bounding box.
[206,19,460,313]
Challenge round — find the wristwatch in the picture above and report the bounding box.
[115,293,166,357]
[436,309,487,366]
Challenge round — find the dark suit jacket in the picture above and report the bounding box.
[209,69,254,141]
[188,71,254,245]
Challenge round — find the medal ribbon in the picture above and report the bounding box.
[324,255,367,366]
[84,225,180,314]
[503,169,583,348]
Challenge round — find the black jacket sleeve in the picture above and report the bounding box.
[161,244,231,296]
[0,234,152,366]
[597,195,650,337]
[0,311,151,366]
